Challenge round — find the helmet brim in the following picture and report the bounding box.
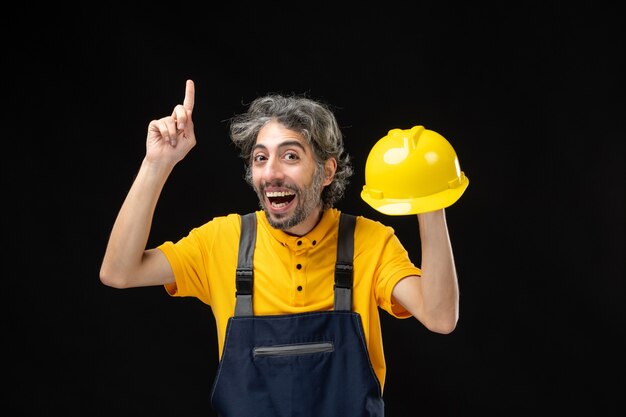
[361,176,469,215]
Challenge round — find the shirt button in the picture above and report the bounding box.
[312,240,317,245]
[297,240,302,246]
[297,285,303,291]
[296,264,302,270]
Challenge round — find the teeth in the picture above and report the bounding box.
[266,191,295,197]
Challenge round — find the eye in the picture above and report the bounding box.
[284,151,299,161]
[253,153,268,163]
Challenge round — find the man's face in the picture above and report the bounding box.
[251,121,334,235]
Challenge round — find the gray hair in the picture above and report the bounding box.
[229,94,353,209]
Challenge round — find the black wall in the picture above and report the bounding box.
[7,3,624,416]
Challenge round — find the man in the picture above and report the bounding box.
[100,79,459,416]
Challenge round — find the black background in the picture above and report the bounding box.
[6,3,624,416]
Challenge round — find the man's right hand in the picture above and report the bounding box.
[146,79,196,166]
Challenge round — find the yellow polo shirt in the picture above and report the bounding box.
[158,208,421,391]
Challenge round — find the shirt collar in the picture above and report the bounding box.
[258,208,341,251]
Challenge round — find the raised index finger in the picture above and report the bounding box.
[183,79,195,112]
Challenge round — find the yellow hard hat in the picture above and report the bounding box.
[361,125,469,215]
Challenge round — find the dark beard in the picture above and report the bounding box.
[257,167,325,231]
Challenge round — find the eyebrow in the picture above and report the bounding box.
[252,140,308,153]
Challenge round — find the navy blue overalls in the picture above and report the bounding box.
[210,212,385,417]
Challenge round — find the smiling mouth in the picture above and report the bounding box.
[266,191,296,208]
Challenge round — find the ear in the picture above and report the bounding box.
[322,158,337,186]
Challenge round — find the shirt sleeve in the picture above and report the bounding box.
[357,217,422,318]
[157,213,241,307]
[157,226,213,306]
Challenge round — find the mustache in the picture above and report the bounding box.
[259,181,298,192]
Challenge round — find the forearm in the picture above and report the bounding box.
[100,157,174,287]
[417,209,459,332]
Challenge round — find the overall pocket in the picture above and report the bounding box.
[253,341,334,358]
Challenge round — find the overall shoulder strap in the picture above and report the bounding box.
[334,213,356,311]
[234,212,256,317]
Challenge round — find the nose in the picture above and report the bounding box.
[261,155,285,183]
